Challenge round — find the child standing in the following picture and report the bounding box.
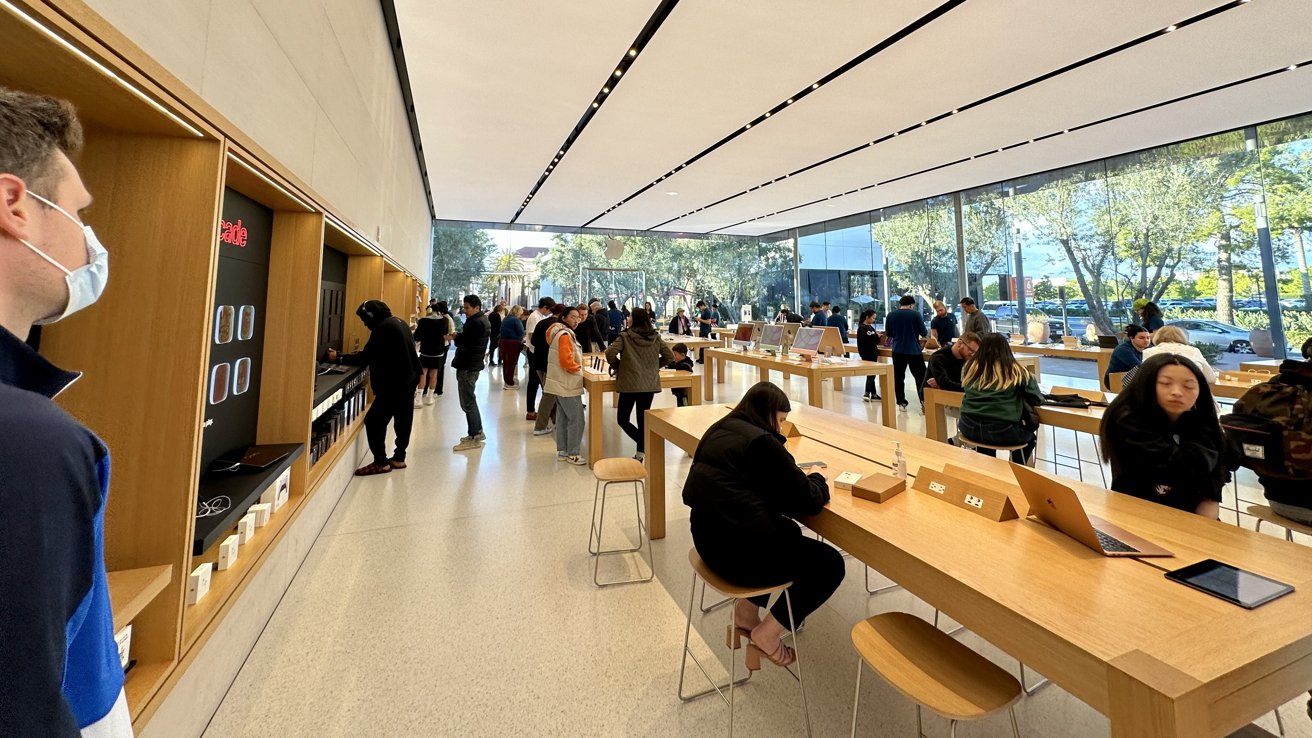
[666,343,695,406]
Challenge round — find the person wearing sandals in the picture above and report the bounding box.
[682,382,843,670]
[325,300,422,475]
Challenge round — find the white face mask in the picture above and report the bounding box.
[19,192,109,324]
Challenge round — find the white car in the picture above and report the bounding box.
[1166,319,1253,353]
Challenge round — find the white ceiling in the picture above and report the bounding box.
[398,0,1312,236]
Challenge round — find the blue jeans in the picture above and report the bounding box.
[555,395,584,457]
[958,413,1035,464]
[456,369,482,436]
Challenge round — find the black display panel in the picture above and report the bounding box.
[200,188,271,473]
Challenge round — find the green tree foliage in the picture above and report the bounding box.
[872,202,956,302]
[430,227,496,304]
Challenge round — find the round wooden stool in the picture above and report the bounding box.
[588,458,651,586]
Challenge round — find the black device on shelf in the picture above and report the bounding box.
[194,442,303,556]
[310,366,368,466]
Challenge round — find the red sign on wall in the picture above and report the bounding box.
[219,218,249,248]
[1007,277,1034,298]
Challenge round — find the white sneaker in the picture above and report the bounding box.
[502,384,515,391]
[633,452,645,463]
[533,426,554,436]
[862,394,872,403]
[423,393,434,406]
[413,392,422,409]
[565,455,587,466]
[452,438,484,452]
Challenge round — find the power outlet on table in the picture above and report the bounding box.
[964,494,984,509]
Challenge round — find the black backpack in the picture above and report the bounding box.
[1223,374,1312,480]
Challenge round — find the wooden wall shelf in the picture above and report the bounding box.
[108,565,174,633]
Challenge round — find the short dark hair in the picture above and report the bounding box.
[722,381,792,436]
[434,300,449,314]
[696,300,706,308]
[550,303,566,316]
[672,342,688,355]
[538,296,556,309]
[0,87,84,194]
[464,294,481,309]
[608,300,617,309]
[561,305,579,320]
[899,295,915,306]
[831,305,841,314]
[822,301,831,307]
[1126,324,1147,338]
[959,297,976,306]
[809,301,821,309]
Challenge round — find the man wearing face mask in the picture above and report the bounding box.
[0,89,130,737]
[325,300,421,475]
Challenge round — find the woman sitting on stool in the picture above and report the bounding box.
[959,333,1042,464]
[682,382,843,669]
[1100,353,1225,518]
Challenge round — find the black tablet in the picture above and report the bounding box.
[1164,559,1294,609]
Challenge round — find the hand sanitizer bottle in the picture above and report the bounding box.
[892,442,907,480]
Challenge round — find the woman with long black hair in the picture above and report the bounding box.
[959,333,1042,464]
[682,383,843,670]
[1099,353,1225,517]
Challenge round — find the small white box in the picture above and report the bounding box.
[217,534,240,570]
[250,502,272,527]
[834,471,864,490]
[186,563,212,605]
[113,624,132,670]
[261,468,291,512]
[237,513,256,544]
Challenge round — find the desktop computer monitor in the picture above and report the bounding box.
[758,324,785,354]
[791,327,825,357]
[732,323,755,349]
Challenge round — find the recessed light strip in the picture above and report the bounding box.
[659,0,1251,232]
[708,57,1311,234]
[0,0,205,138]
[509,0,681,223]
[581,0,968,228]
[227,153,315,212]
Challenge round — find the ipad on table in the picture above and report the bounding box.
[1164,559,1294,609]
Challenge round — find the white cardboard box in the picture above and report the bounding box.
[217,534,240,570]
[114,624,132,670]
[250,502,272,527]
[237,514,256,545]
[186,563,212,605]
[260,468,291,512]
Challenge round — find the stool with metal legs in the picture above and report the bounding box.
[850,612,1022,738]
[955,434,1029,465]
[934,609,1048,695]
[679,549,811,737]
[865,566,901,595]
[1248,503,1312,542]
[588,458,652,586]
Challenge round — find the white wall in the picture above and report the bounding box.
[79,0,432,276]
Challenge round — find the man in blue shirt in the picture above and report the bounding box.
[825,305,849,338]
[694,299,714,363]
[0,87,132,736]
[1105,324,1150,388]
[885,295,928,412]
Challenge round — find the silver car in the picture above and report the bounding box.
[1166,319,1253,353]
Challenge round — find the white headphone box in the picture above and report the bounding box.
[187,563,212,605]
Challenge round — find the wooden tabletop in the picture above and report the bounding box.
[1238,359,1283,373]
[923,386,1105,442]
[583,367,701,467]
[702,347,894,422]
[642,403,1312,738]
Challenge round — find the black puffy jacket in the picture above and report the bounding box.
[682,417,829,539]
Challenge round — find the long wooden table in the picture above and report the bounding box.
[659,334,720,352]
[581,366,700,468]
[643,403,1312,738]
[703,347,894,422]
[1012,343,1113,382]
[923,386,1105,442]
[1239,359,1283,373]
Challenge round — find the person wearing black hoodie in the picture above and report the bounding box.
[327,300,421,475]
[682,382,842,671]
[452,294,491,452]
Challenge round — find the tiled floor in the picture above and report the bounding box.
[201,359,1310,737]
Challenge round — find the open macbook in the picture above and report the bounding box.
[1010,463,1173,558]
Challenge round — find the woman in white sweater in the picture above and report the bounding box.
[1122,325,1216,388]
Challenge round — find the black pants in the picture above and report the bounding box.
[864,374,880,397]
[526,356,541,412]
[365,387,416,465]
[616,391,655,453]
[692,518,844,630]
[891,352,926,406]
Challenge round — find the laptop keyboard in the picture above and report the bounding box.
[1095,529,1140,554]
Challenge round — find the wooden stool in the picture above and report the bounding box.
[678,549,810,736]
[1247,504,1312,543]
[588,458,651,586]
[850,613,1022,738]
[956,434,1029,464]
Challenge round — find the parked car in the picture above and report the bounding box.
[1166,319,1254,353]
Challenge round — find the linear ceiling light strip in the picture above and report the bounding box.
[508,0,681,223]
[709,57,1310,234]
[578,0,968,228]
[669,0,1248,232]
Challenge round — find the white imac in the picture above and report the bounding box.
[758,324,786,354]
[791,327,825,359]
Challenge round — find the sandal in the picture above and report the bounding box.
[354,463,392,476]
[745,636,795,671]
[725,625,752,651]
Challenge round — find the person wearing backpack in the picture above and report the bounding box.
[1227,337,1312,525]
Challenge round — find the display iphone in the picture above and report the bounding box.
[237,305,255,341]
[232,357,251,395]
[209,363,230,405]
[214,305,234,344]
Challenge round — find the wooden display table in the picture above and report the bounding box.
[703,347,894,421]
[581,366,700,468]
[923,387,1105,443]
[1239,359,1283,373]
[643,403,1312,738]
[1011,343,1112,382]
[840,343,1041,375]
[709,326,737,348]
[659,334,719,352]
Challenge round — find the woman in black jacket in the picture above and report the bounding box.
[1099,353,1225,517]
[682,383,843,670]
[855,309,881,401]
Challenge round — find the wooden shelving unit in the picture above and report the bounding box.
[1,1,427,730]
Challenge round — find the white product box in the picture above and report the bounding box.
[250,502,272,527]
[114,624,132,670]
[237,513,256,545]
[834,471,864,490]
[217,534,240,570]
[260,468,291,512]
[186,563,212,605]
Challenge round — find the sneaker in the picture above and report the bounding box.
[862,394,872,403]
[389,457,407,469]
[473,432,486,442]
[897,402,908,413]
[565,455,587,466]
[633,452,645,463]
[452,438,484,452]
[412,392,422,409]
[526,411,537,421]
[533,426,554,436]
[423,393,434,406]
